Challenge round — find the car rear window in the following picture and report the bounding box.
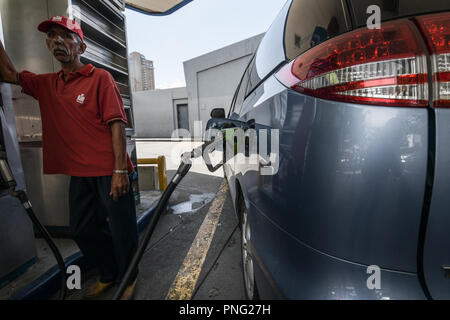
[350,0,450,27]
[285,0,350,60]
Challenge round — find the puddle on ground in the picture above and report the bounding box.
[170,193,216,215]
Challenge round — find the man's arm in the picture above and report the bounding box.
[109,120,129,201]
[0,41,19,84]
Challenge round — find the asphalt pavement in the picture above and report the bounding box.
[63,140,246,300]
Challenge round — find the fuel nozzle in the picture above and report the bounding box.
[173,145,204,185]
[0,150,16,192]
[173,137,225,185]
[0,149,30,206]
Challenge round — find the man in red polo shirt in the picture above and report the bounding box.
[0,16,138,300]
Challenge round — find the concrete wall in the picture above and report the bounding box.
[133,87,187,138]
[133,34,264,138]
[183,34,264,134]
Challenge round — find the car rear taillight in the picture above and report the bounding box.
[275,19,428,107]
[415,12,450,107]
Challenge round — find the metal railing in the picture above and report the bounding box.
[137,156,168,191]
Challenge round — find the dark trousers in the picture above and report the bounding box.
[69,175,138,285]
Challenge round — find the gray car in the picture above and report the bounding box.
[216,0,450,299]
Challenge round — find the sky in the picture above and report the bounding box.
[124,0,288,89]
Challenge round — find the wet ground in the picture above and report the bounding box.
[63,171,245,300]
[59,140,246,300]
[0,140,246,300]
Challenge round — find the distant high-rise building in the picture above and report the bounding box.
[129,52,155,92]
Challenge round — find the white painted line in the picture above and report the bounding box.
[166,180,228,300]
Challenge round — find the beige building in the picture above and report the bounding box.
[129,51,155,92]
[133,34,264,138]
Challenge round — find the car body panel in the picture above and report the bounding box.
[247,199,426,300]
[254,0,292,80]
[423,109,450,299]
[223,0,450,300]
[230,81,428,270]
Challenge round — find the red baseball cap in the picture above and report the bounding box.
[37,15,84,43]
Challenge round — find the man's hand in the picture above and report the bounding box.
[110,172,129,201]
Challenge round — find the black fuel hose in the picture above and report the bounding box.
[113,160,192,300]
[13,190,67,300]
[114,138,223,300]
[0,116,66,300]
[0,166,67,300]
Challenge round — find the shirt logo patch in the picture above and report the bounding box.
[52,16,63,22]
[76,94,86,104]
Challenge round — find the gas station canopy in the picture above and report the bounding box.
[125,0,193,15]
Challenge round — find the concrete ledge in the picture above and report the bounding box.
[0,258,37,290]
[8,199,160,300]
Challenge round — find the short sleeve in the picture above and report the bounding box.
[18,71,43,100]
[97,71,127,125]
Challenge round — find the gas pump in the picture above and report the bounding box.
[0,93,67,300]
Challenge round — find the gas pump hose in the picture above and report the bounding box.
[0,150,67,300]
[113,140,217,300]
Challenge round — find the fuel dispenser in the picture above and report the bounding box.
[0,89,68,299]
[0,89,37,288]
[0,0,199,300]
